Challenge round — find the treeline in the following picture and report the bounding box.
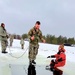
[44,34,75,45]
[12,33,75,45]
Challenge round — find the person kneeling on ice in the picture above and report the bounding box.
[47,44,66,71]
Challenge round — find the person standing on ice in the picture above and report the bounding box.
[9,34,14,47]
[0,23,8,53]
[20,37,25,49]
[28,21,45,64]
[47,44,66,71]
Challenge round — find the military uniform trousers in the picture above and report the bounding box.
[10,41,13,46]
[28,44,39,61]
[21,44,24,49]
[1,40,7,52]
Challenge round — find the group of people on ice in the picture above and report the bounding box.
[0,21,66,71]
[0,23,25,53]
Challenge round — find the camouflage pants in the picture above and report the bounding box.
[28,44,39,61]
[10,41,13,46]
[1,40,8,52]
[21,44,24,49]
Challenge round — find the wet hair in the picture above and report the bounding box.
[36,21,41,25]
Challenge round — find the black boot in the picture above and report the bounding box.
[29,60,36,65]
[2,51,8,54]
[32,60,36,65]
[4,51,8,53]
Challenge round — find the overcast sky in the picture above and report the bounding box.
[0,0,75,38]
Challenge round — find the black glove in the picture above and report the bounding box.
[47,56,50,58]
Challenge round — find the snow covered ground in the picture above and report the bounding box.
[0,39,75,75]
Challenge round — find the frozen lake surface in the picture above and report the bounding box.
[0,39,75,75]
